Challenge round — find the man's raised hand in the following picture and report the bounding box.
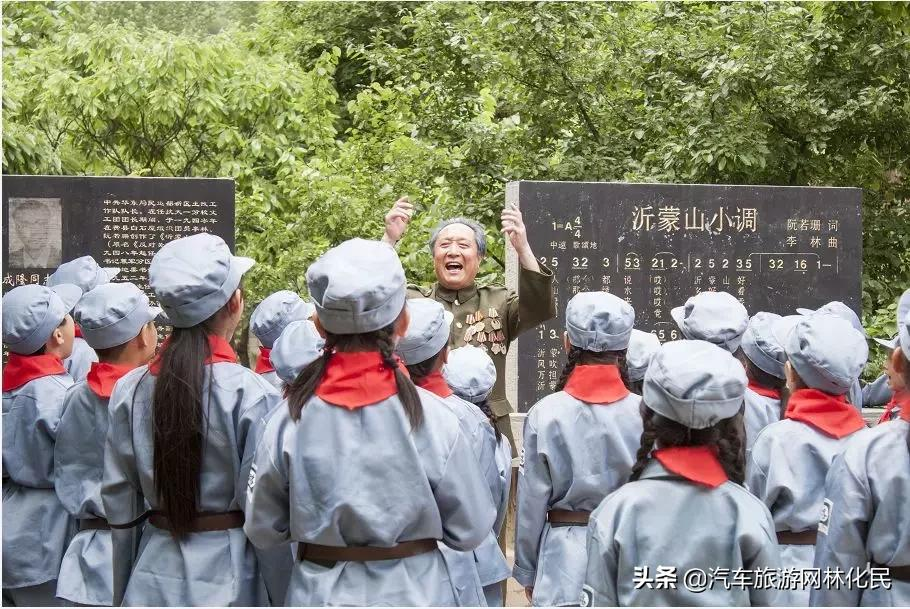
[383,196,414,245]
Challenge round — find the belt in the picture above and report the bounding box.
[79,517,110,531]
[875,564,910,582]
[777,529,818,545]
[547,510,590,527]
[148,510,245,533]
[296,539,437,566]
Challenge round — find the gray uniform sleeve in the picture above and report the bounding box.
[809,452,870,607]
[243,410,291,550]
[746,436,781,513]
[101,379,146,607]
[862,374,892,408]
[235,382,281,509]
[745,503,785,607]
[582,515,619,607]
[435,428,497,552]
[493,436,512,537]
[54,386,94,515]
[4,381,68,488]
[512,414,551,587]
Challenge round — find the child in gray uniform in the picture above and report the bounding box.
[514,291,643,606]
[811,308,910,605]
[2,283,82,607]
[583,340,781,606]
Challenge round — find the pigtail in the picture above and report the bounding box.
[286,335,335,421]
[715,411,746,485]
[554,347,582,392]
[475,398,502,441]
[630,403,657,482]
[376,327,423,430]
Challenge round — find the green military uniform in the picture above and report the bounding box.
[408,263,556,454]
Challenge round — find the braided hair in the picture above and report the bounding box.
[285,321,423,429]
[554,346,633,393]
[475,398,501,441]
[630,402,746,486]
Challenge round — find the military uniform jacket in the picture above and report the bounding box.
[513,386,643,606]
[810,419,910,606]
[64,336,97,383]
[744,388,780,455]
[583,460,781,606]
[2,371,75,589]
[243,390,496,607]
[747,418,862,605]
[408,264,555,419]
[54,381,116,605]
[102,362,281,606]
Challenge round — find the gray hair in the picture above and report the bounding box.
[428,217,487,257]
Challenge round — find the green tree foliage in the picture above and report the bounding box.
[4,1,909,375]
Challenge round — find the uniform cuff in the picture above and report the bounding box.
[512,564,536,587]
[521,261,554,281]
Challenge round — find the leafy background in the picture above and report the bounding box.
[4,1,909,376]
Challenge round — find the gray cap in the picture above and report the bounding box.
[397,298,453,365]
[307,239,406,335]
[149,233,255,328]
[566,291,635,352]
[671,291,748,353]
[741,312,787,379]
[2,283,83,354]
[443,345,496,403]
[271,319,325,383]
[797,301,867,338]
[626,329,661,382]
[785,314,868,395]
[75,283,162,350]
[873,289,910,350]
[250,291,314,348]
[644,340,747,429]
[46,256,119,293]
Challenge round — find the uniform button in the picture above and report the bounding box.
[456,322,463,328]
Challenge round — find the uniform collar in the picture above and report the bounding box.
[784,388,865,438]
[315,351,410,409]
[87,362,135,398]
[434,282,479,305]
[415,370,453,398]
[255,346,274,374]
[652,445,728,488]
[563,364,630,404]
[748,381,781,400]
[2,354,67,391]
[149,334,238,375]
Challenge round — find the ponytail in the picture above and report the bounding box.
[285,322,423,430]
[151,324,210,538]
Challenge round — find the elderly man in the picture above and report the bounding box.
[382,197,555,452]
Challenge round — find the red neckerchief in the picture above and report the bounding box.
[255,346,274,374]
[149,334,238,375]
[86,362,136,398]
[2,354,66,391]
[563,364,630,404]
[653,445,728,488]
[315,351,409,409]
[894,391,910,423]
[748,381,781,400]
[785,388,865,439]
[416,371,453,398]
[878,398,898,425]
[74,324,84,339]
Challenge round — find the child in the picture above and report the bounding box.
[250,290,315,389]
[270,319,325,387]
[796,301,868,409]
[101,233,281,606]
[625,329,660,395]
[243,239,495,606]
[445,344,513,607]
[810,308,910,606]
[513,291,643,606]
[670,290,748,353]
[748,313,868,605]
[2,282,82,606]
[46,256,120,381]
[738,311,788,451]
[53,282,159,606]
[583,340,781,606]
[868,289,910,421]
[398,298,503,607]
